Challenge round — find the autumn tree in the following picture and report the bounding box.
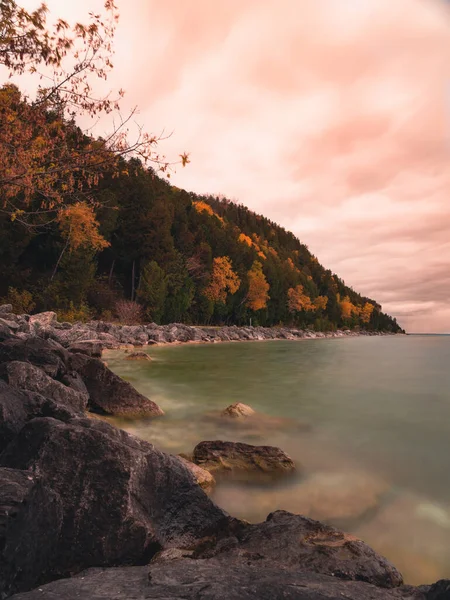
[246,260,269,311]
[0,0,189,228]
[204,256,240,304]
[287,285,315,313]
[361,302,374,324]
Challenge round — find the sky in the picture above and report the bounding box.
[19,0,450,332]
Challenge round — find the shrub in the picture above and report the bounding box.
[1,287,35,314]
[56,302,93,323]
[115,300,143,325]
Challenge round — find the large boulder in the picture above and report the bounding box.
[0,381,77,453]
[70,354,163,417]
[0,467,62,599]
[0,338,68,379]
[0,304,13,315]
[6,564,427,600]
[0,417,232,581]
[29,311,57,329]
[193,440,295,481]
[3,361,88,412]
[67,340,103,358]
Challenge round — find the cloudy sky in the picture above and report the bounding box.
[22,0,450,332]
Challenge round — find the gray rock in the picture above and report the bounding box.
[4,361,88,412]
[29,311,57,329]
[0,417,233,583]
[0,467,62,599]
[71,354,163,417]
[0,337,69,379]
[126,351,152,361]
[0,304,13,315]
[67,340,103,358]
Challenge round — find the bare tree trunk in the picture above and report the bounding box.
[131,260,136,301]
[51,234,70,281]
[108,259,115,287]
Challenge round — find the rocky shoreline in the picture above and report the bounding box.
[0,305,398,351]
[0,305,446,600]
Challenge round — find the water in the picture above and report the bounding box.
[105,335,450,585]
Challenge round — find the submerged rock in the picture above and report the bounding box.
[126,351,152,361]
[193,440,295,481]
[221,402,255,418]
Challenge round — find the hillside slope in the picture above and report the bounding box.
[0,162,402,332]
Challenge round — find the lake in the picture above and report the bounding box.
[105,335,450,585]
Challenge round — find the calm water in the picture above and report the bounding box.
[105,335,450,585]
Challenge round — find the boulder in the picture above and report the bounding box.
[6,564,425,600]
[0,468,62,598]
[29,311,57,329]
[0,417,233,582]
[0,304,13,315]
[192,440,295,481]
[126,351,152,361]
[221,402,255,418]
[67,340,103,358]
[0,337,68,379]
[0,380,77,453]
[177,455,216,492]
[70,354,163,417]
[3,361,88,412]
[0,322,14,342]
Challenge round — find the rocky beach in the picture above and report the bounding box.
[0,306,447,600]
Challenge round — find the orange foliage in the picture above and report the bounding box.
[57,202,109,251]
[246,261,269,311]
[287,285,315,313]
[257,251,266,260]
[203,256,240,303]
[314,296,328,311]
[238,233,253,247]
[361,302,374,323]
[193,201,224,224]
[340,296,356,319]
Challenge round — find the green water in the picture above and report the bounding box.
[105,336,450,585]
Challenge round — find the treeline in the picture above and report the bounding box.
[0,155,402,332]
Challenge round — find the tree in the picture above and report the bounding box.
[361,302,374,324]
[136,260,167,323]
[287,285,314,313]
[0,0,188,228]
[246,260,269,311]
[204,256,240,304]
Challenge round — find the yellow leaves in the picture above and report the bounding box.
[287,285,315,313]
[314,296,328,311]
[246,261,270,311]
[286,257,300,274]
[204,256,240,304]
[56,202,109,252]
[361,302,374,323]
[340,296,357,319]
[193,201,224,225]
[238,233,252,247]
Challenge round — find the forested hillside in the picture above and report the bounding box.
[0,151,402,332]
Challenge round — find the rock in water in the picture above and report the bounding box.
[70,354,163,417]
[0,417,232,584]
[125,351,152,361]
[221,402,255,418]
[192,440,295,481]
